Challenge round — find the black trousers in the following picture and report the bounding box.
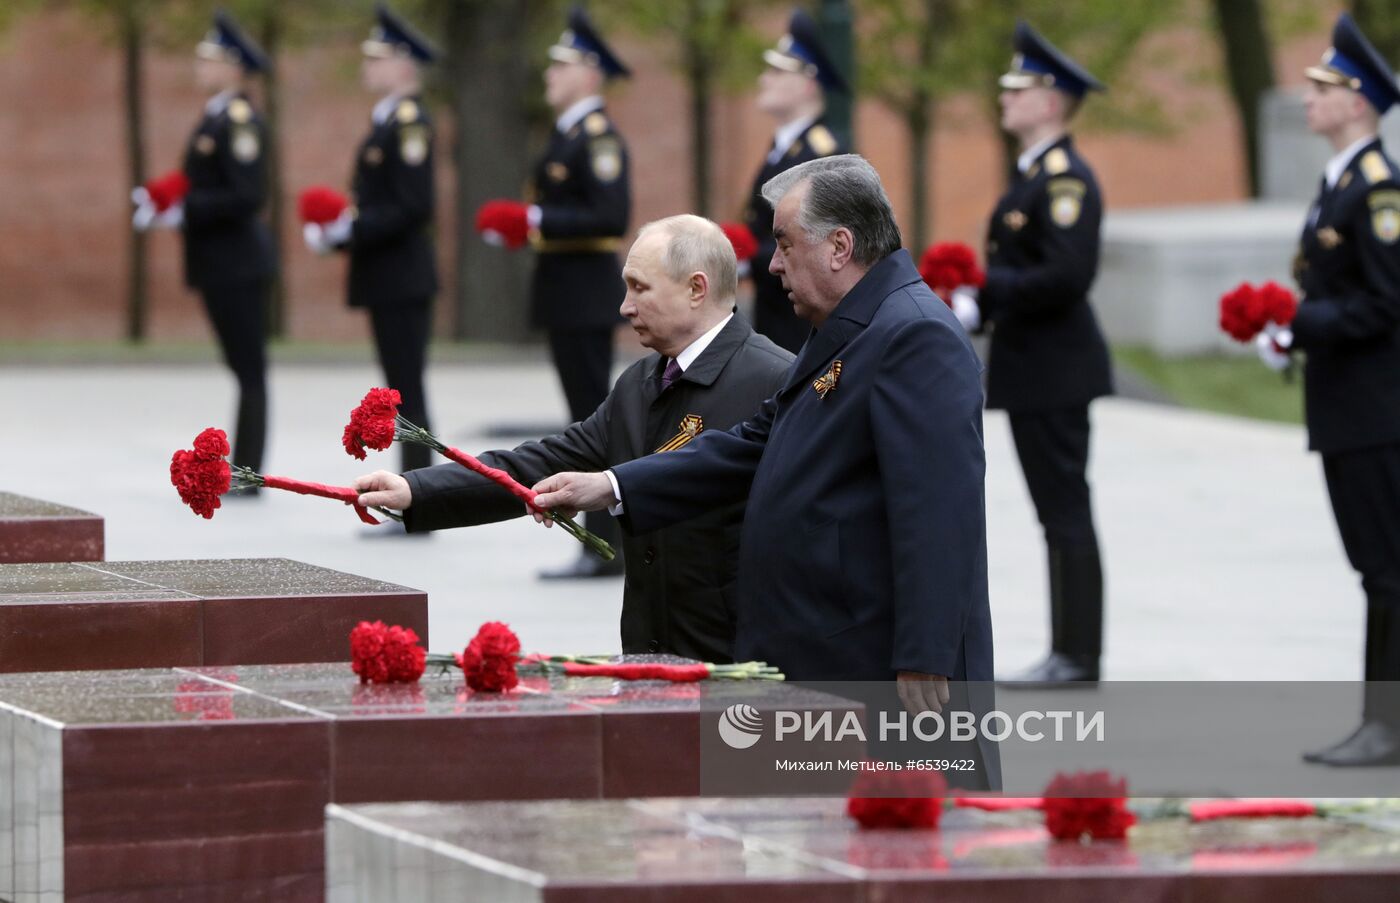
[1323,445,1400,724]
[369,302,433,474]
[547,326,621,553]
[199,280,267,473]
[752,267,809,354]
[1009,406,1103,660]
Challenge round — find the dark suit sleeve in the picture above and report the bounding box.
[537,136,630,238]
[352,122,435,251]
[980,177,1100,321]
[873,317,988,676]
[403,391,613,532]
[612,395,775,535]
[1292,181,1400,349]
[183,121,266,228]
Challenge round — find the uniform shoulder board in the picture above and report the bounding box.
[1044,148,1070,176]
[396,99,420,124]
[228,98,252,124]
[807,124,837,157]
[584,112,610,137]
[1361,150,1393,185]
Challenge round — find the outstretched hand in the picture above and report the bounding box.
[529,472,618,525]
[353,470,412,510]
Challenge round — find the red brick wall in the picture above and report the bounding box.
[0,7,1338,342]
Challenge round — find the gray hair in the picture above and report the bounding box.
[760,154,902,267]
[635,214,737,305]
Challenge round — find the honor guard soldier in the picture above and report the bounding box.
[951,22,1113,687]
[306,4,439,477]
[134,12,273,482]
[740,9,849,353]
[1261,14,1400,766]
[476,6,631,578]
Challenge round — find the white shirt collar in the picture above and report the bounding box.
[673,312,734,373]
[372,92,406,125]
[557,95,605,134]
[1326,134,1377,188]
[770,114,819,164]
[1018,133,1065,174]
[205,90,237,117]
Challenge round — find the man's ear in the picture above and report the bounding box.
[690,271,710,307]
[829,227,855,270]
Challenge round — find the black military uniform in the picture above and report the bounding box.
[744,10,849,354]
[403,315,793,661]
[345,8,439,474]
[528,8,632,577]
[978,23,1112,686]
[1286,14,1400,767]
[181,14,273,475]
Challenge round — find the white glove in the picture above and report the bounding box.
[155,203,184,229]
[480,229,505,248]
[131,187,156,232]
[951,286,981,332]
[1255,330,1292,371]
[303,222,332,255]
[324,209,354,246]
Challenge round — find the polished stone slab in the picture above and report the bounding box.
[325,796,1400,903]
[0,662,861,901]
[0,493,102,565]
[0,558,427,673]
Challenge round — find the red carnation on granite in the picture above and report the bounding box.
[455,621,522,692]
[343,387,402,460]
[1219,281,1296,343]
[169,428,233,519]
[1041,771,1136,841]
[297,184,350,225]
[919,242,985,301]
[350,620,425,685]
[846,765,948,830]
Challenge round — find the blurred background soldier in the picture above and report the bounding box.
[476,6,631,578]
[953,22,1113,687]
[1263,14,1400,767]
[134,11,272,483]
[306,4,438,478]
[740,9,848,354]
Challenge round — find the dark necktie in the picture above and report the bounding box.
[661,358,682,391]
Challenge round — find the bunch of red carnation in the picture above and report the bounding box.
[145,170,190,212]
[350,620,427,684]
[475,199,531,249]
[919,242,985,297]
[1041,770,1135,841]
[720,222,759,263]
[455,621,522,692]
[1218,281,1297,342]
[298,185,349,225]
[343,387,402,460]
[846,765,948,830]
[170,427,232,519]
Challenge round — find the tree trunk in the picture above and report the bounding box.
[121,3,147,343]
[907,99,930,252]
[1211,0,1274,198]
[258,11,286,338]
[443,0,534,341]
[684,0,712,216]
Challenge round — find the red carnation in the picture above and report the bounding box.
[1041,771,1136,841]
[919,242,985,300]
[350,620,425,684]
[455,621,522,692]
[1257,280,1298,327]
[145,170,190,212]
[475,199,531,249]
[170,428,233,519]
[720,222,759,263]
[1219,281,1294,343]
[342,387,402,460]
[298,185,349,225]
[846,765,948,830]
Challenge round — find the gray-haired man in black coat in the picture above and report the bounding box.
[355,215,793,663]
